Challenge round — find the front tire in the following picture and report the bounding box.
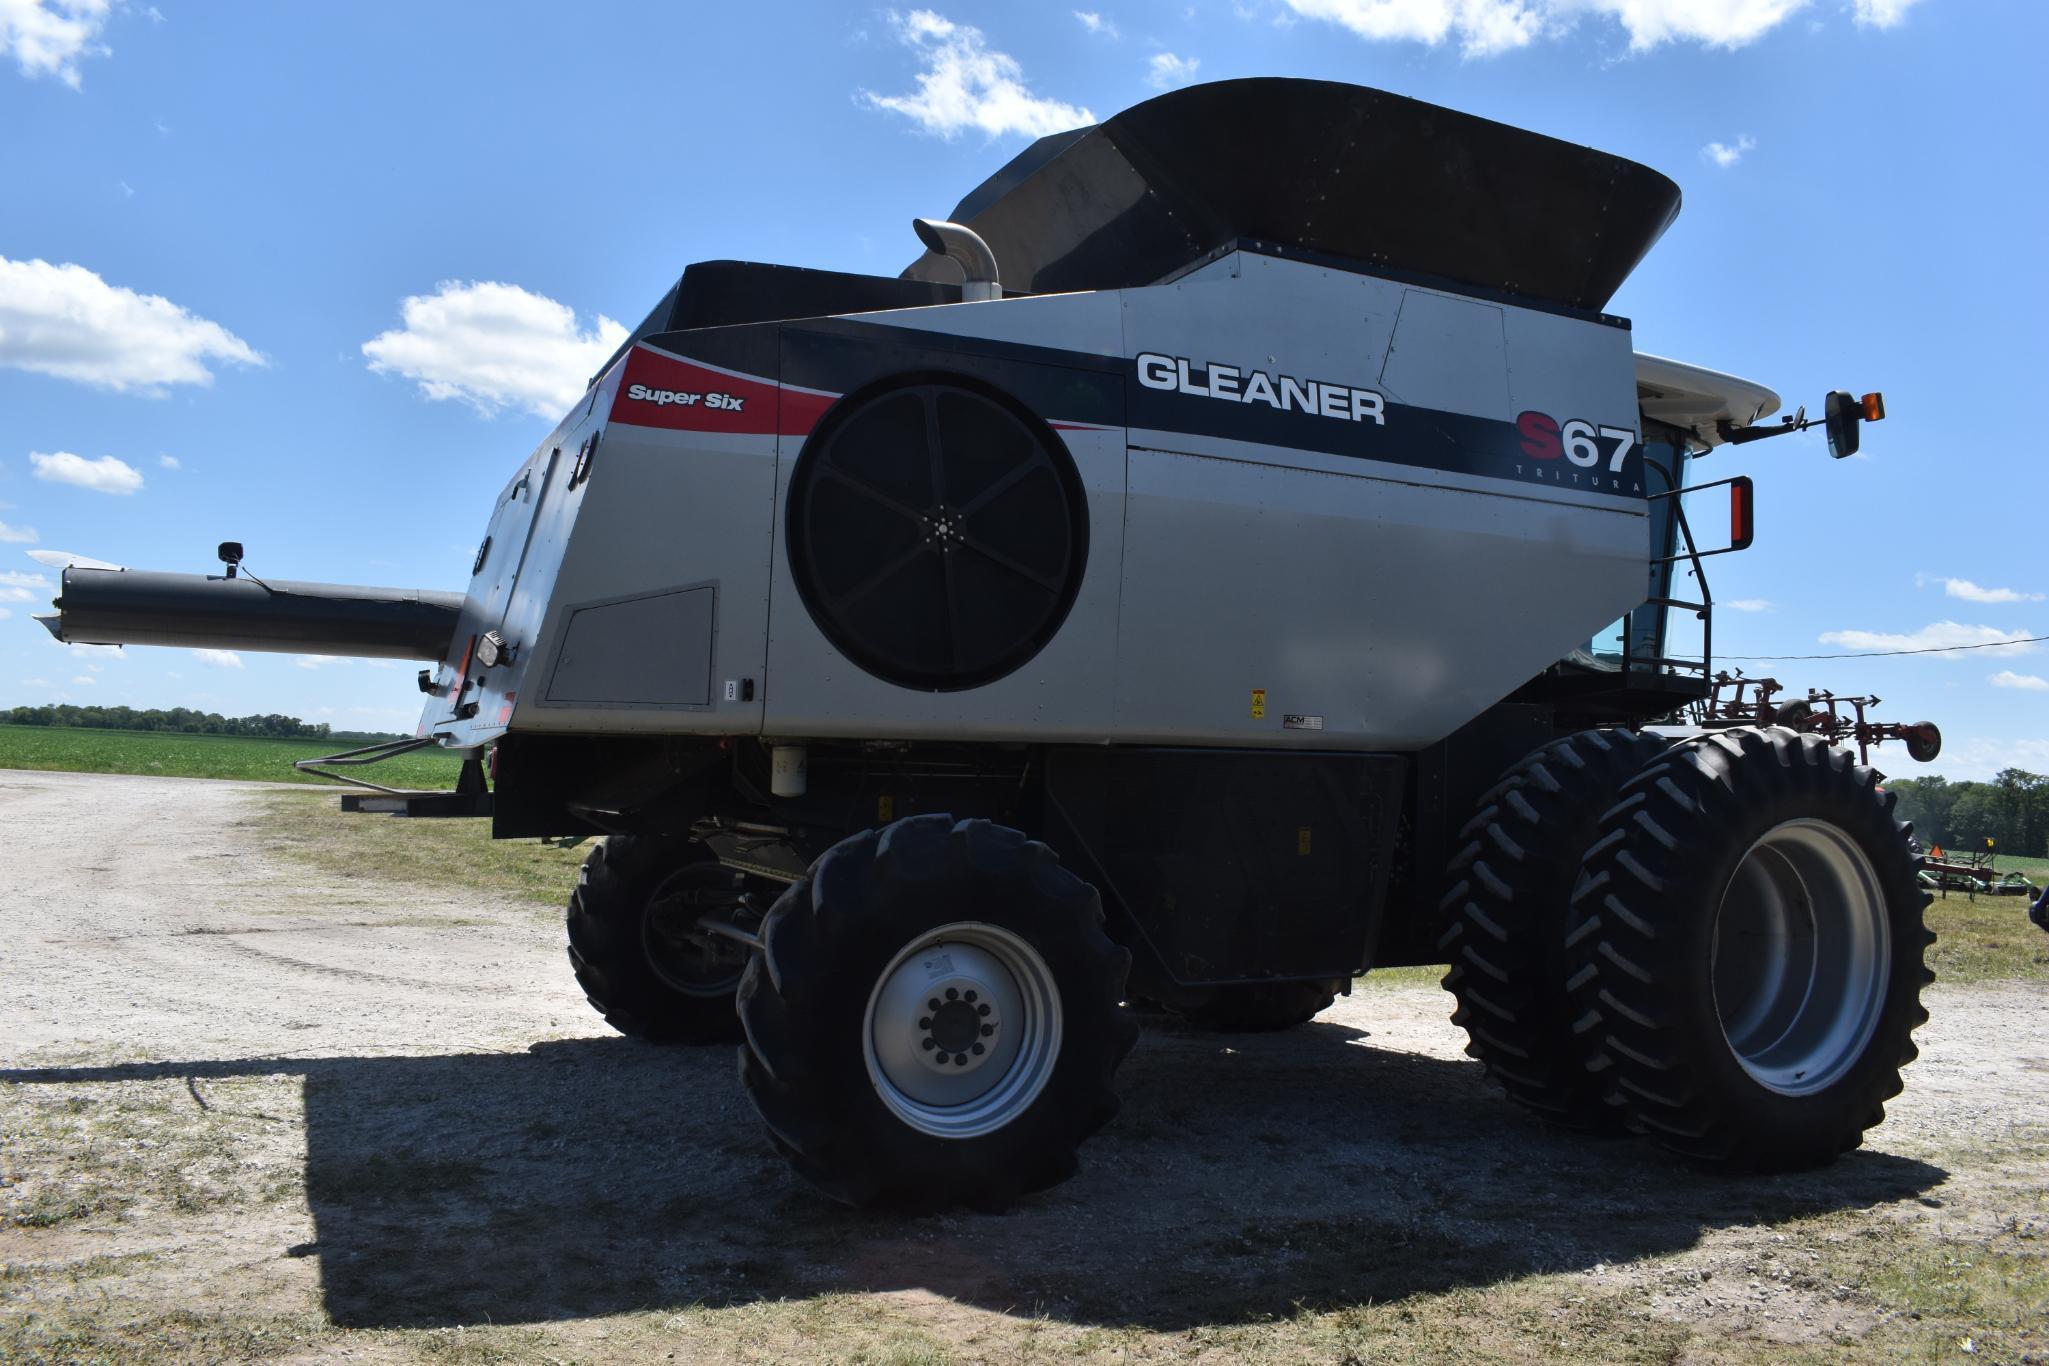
[1565,728,1931,1169]
[738,815,1135,1210]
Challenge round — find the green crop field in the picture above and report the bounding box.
[0,724,464,789]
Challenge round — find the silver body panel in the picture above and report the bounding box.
[419,251,1649,754]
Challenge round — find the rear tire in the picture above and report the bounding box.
[567,836,752,1044]
[738,815,1135,1210]
[1437,728,1671,1128]
[1565,727,1931,1169]
[1173,978,1347,1032]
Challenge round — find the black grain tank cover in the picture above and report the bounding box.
[591,261,964,388]
[902,78,1682,312]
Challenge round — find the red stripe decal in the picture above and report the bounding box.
[609,346,838,438]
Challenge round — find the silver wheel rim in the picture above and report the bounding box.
[862,921,1062,1139]
[1712,818,1890,1096]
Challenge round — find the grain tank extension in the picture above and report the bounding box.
[40,79,1931,1211]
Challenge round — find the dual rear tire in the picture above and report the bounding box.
[1443,726,1930,1169]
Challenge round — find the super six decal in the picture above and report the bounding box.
[609,345,837,437]
[1514,411,1643,493]
[625,383,749,412]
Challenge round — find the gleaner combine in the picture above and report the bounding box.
[41,79,1934,1210]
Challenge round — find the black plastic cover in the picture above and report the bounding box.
[902,78,1681,312]
[593,261,965,386]
[1044,747,1407,990]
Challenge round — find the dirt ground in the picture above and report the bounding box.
[2,769,2045,1363]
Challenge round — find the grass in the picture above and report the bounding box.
[249,789,586,911]
[0,723,465,788]
[248,790,2046,982]
[1925,895,2049,984]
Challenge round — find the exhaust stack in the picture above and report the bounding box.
[911,218,1001,301]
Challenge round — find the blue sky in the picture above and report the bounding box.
[0,0,2041,776]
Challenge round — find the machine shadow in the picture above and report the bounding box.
[7,1018,1945,1332]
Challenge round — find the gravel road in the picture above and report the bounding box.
[2,768,2045,1361]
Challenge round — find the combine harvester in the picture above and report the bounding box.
[39,79,1937,1209]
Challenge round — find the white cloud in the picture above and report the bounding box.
[192,648,242,668]
[0,520,37,543]
[1816,621,2039,657]
[1074,9,1120,36]
[157,453,180,470]
[70,673,93,685]
[1990,671,2049,693]
[1930,736,2049,783]
[1931,576,2043,605]
[864,10,1095,139]
[361,280,625,419]
[1851,0,1919,26]
[1702,134,1756,168]
[0,256,262,394]
[295,654,348,670]
[1280,0,1545,55]
[1280,0,1866,55]
[0,569,50,604]
[1723,598,1773,612]
[19,676,52,687]
[1148,52,1201,88]
[30,449,143,494]
[0,0,111,87]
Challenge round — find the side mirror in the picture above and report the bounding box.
[1824,390,1885,459]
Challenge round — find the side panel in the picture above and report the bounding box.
[1112,448,1647,749]
[1111,253,1648,750]
[503,342,788,735]
[417,383,610,745]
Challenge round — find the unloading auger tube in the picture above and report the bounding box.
[42,566,464,661]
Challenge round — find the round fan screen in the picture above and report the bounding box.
[786,377,1089,691]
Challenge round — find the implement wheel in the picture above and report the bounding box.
[738,815,1135,1210]
[1438,727,1671,1128]
[1566,727,1931,1169]
[567,836,753,1044]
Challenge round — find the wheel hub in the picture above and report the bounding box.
[641,863,751,999]
[1712,818,1890,1096]
[863,922,1062,1139]
[920,988,997,1066]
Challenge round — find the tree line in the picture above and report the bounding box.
[1885,769,2049,859]
[1,704,401,745]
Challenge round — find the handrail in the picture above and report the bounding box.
[292,735,446,795]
